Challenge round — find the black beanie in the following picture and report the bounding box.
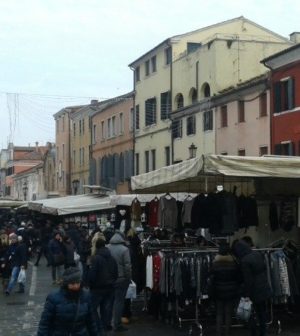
[62,266,82,285]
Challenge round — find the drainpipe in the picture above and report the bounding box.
[169,42,174,164]
[129,66,136,191]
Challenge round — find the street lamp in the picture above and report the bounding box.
[22,181,28,201]
[72,179,80,195]
[188,143,197,159]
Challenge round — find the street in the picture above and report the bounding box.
[0,261,300,336]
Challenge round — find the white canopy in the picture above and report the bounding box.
[131,154,300,194]
[28,194,114,216]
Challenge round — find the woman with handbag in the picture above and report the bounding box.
[37,266,98,336]
[210,242,242,336]
[233,240,272,336]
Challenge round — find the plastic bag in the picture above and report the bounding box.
[125,280,137,299]
[74,251,80,263]
[17,269,26,285]
[236,297,252,322]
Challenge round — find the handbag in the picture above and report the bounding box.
[125,280,137,299]
[236,297,252,322]
[17,269,26,284]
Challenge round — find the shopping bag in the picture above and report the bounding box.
[125,280,137,299]
[236,297,252,322]
[17,269,26,284]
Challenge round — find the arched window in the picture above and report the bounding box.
[189,88,198,104]
[175,93,184,109]
[202,83,211,98]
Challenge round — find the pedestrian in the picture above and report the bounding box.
[37,266,98,336]
[35,221,52,266]
[107,231,132,332]
[5,233,28,295]
[233,240,272,336]
[89,236,118,334]
[209,242,241,336]
[63,235,76,269]
[48,231,65,285]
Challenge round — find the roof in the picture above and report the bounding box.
[13,162,44,179]
[129,16,290,68]
[53,104,86,119]
[261,42,300,64]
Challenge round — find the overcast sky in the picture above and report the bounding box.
[0,0,299,148]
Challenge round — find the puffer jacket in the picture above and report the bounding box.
[37,287,98,336]
[107,231,132,282]
[234,241,272,303]
[210,254,241,300]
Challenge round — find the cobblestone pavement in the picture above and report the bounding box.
[0,259,299,335]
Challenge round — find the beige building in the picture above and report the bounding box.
[43,142,58,197]
[91,92,134,194]
[129,16,292,171]
[54,105,84,196]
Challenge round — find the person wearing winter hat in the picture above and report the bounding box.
[37,266,98,336]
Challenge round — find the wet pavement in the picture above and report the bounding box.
[0,259,299,335]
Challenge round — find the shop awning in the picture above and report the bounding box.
[28,194,114,216]
[0,199,27,208]
[131,154,300,194]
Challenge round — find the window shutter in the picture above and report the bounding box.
[274,144,281,155]
[288,78,295,110]
[128,150,134,178]
[119,153,124,182]
[114,153,120,186]
[274,82,282,113]
[124,151,129,179]
[288,142,295,156]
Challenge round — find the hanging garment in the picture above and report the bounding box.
[280,200,296,232]
[131,198,142,227]
[146,198,160,227]
[181,197,195,226]
[146,255,153,289]
[269,201,279,231]
[158,195,178,230]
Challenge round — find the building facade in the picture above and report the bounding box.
[129,16,292,172]
[262,39,300,155]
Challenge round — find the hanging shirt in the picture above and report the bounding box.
[182,197,195,225]
[147,198,159,227]
[146,255,153,289]
[158,195,178,230]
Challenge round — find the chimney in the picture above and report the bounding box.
[290,32,300,43]
[90,99,98,105]
[35,141,39,152]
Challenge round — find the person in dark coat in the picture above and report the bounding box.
[63,235,76,269]
[210,242,241,336]
[89,237,118,334]
[48,231,65,284]
[5,234,28,295]
[233,240,272,336]
[37,266,98,336]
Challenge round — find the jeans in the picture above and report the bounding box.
[91,288,114,335]
[249,301,268,336]
[7,266,22,293]
[216,299,234,336]
[113,279,130,329]
[51,265,62,282]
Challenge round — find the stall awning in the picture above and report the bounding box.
[28,194,114,216]
[131,154,300,194]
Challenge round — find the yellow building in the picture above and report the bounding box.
[129,16,292,172]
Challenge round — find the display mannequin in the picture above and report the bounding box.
[115,206,131,234]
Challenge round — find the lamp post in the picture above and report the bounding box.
[22,181,28,201]
[72,179,80,195]
[188,143,197,159]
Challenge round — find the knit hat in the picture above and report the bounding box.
[62,267,82,285]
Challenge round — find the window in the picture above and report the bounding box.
[172,120,182,139]
[62,144,65,159]
[238,101,245,123]
[135,66,140,82]
[151,149,156,171]
[135,153,139,175]
[221,152,228,155]
[56,119,59,133]
[79,148,82,166]
[62,116,65,132]
[273,77,295,113]
[82,119,85,134]
[238,149,246,156]
[112,116,116,136]
[107,118,111,138]
[73,150,76,165]
[73,122,76,136]
[221,105,228,127]
[190,88,198,104]
[101,121,105,139]
[145,151,150,173]
[93,124,96,144]
[145,98,156,126]
[82,147,85,165]
[135,105,140,130]
[160,91,171,120]
[259,93,267,117]
[165,146,170,166]
[130,108,134,131]
[274,142,295,156]
[175,94,184,109]
[119,113,124,134]
[259,146,268,156]
[145,60,150,76]
[186,116,196,135]
[79,120,82,135]
[151,56,156,72]
[203,83,211,97]
[165,47,172,65]
[203,110,213,131]
[56,146,59,161]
